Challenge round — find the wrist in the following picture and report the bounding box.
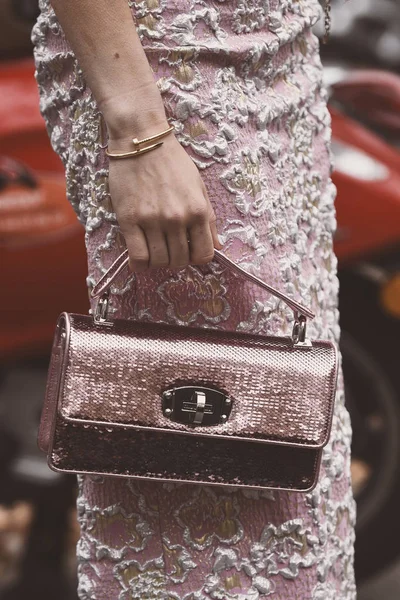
[100,84,169,144]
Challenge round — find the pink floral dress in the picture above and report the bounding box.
[32,0,356,597]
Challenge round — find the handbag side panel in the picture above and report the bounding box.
[37,313,68,453]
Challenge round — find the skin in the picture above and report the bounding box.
[49,0,223,272]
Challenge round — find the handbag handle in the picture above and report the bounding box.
[90,248,315,321]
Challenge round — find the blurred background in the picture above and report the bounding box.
[1,0,400,598]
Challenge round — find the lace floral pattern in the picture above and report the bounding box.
[32,0,356,597]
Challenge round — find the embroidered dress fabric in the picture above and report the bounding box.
[32,0,357,598]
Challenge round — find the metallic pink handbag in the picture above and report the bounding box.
[38,249,338,492]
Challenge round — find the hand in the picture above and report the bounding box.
[107,123,223,273]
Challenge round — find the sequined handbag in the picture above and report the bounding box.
[38,249,338,492]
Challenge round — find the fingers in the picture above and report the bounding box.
[145,227,170,268]
[208,209,223,250]
[127,214,220,271]
[125,224,149,273]
[165,226,190,269]
[122,184,222,272]
[199,178,223,250]
[187,215,215,265]
[126,224,189,271]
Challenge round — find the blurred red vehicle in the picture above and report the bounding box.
[0,59,88,359]
[331,68,400,263]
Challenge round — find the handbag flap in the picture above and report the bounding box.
[56,313,338,449]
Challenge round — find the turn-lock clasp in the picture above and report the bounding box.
[162,386,232,426]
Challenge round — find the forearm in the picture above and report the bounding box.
[49,0,168,141]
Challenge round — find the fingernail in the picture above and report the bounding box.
[218,234,224,246]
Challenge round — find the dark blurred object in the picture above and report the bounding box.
[319,0,400,71]
[329,67,400,581]
[0,360,79,600]
[0,0,39,59]
[0,427,18,475]
[0,478,77,600]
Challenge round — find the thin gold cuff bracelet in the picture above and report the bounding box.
[106,123,175,159]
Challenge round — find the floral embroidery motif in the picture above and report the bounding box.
[115,557,167,600]
[157,266,230,325]
[162,537,197,583]
[174,487,244,551]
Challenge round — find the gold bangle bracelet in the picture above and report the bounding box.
[106,123,175,160]
[106,140,164,159]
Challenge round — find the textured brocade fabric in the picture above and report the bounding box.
[32,0,356,598]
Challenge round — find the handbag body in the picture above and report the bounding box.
[38,249,338,492]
